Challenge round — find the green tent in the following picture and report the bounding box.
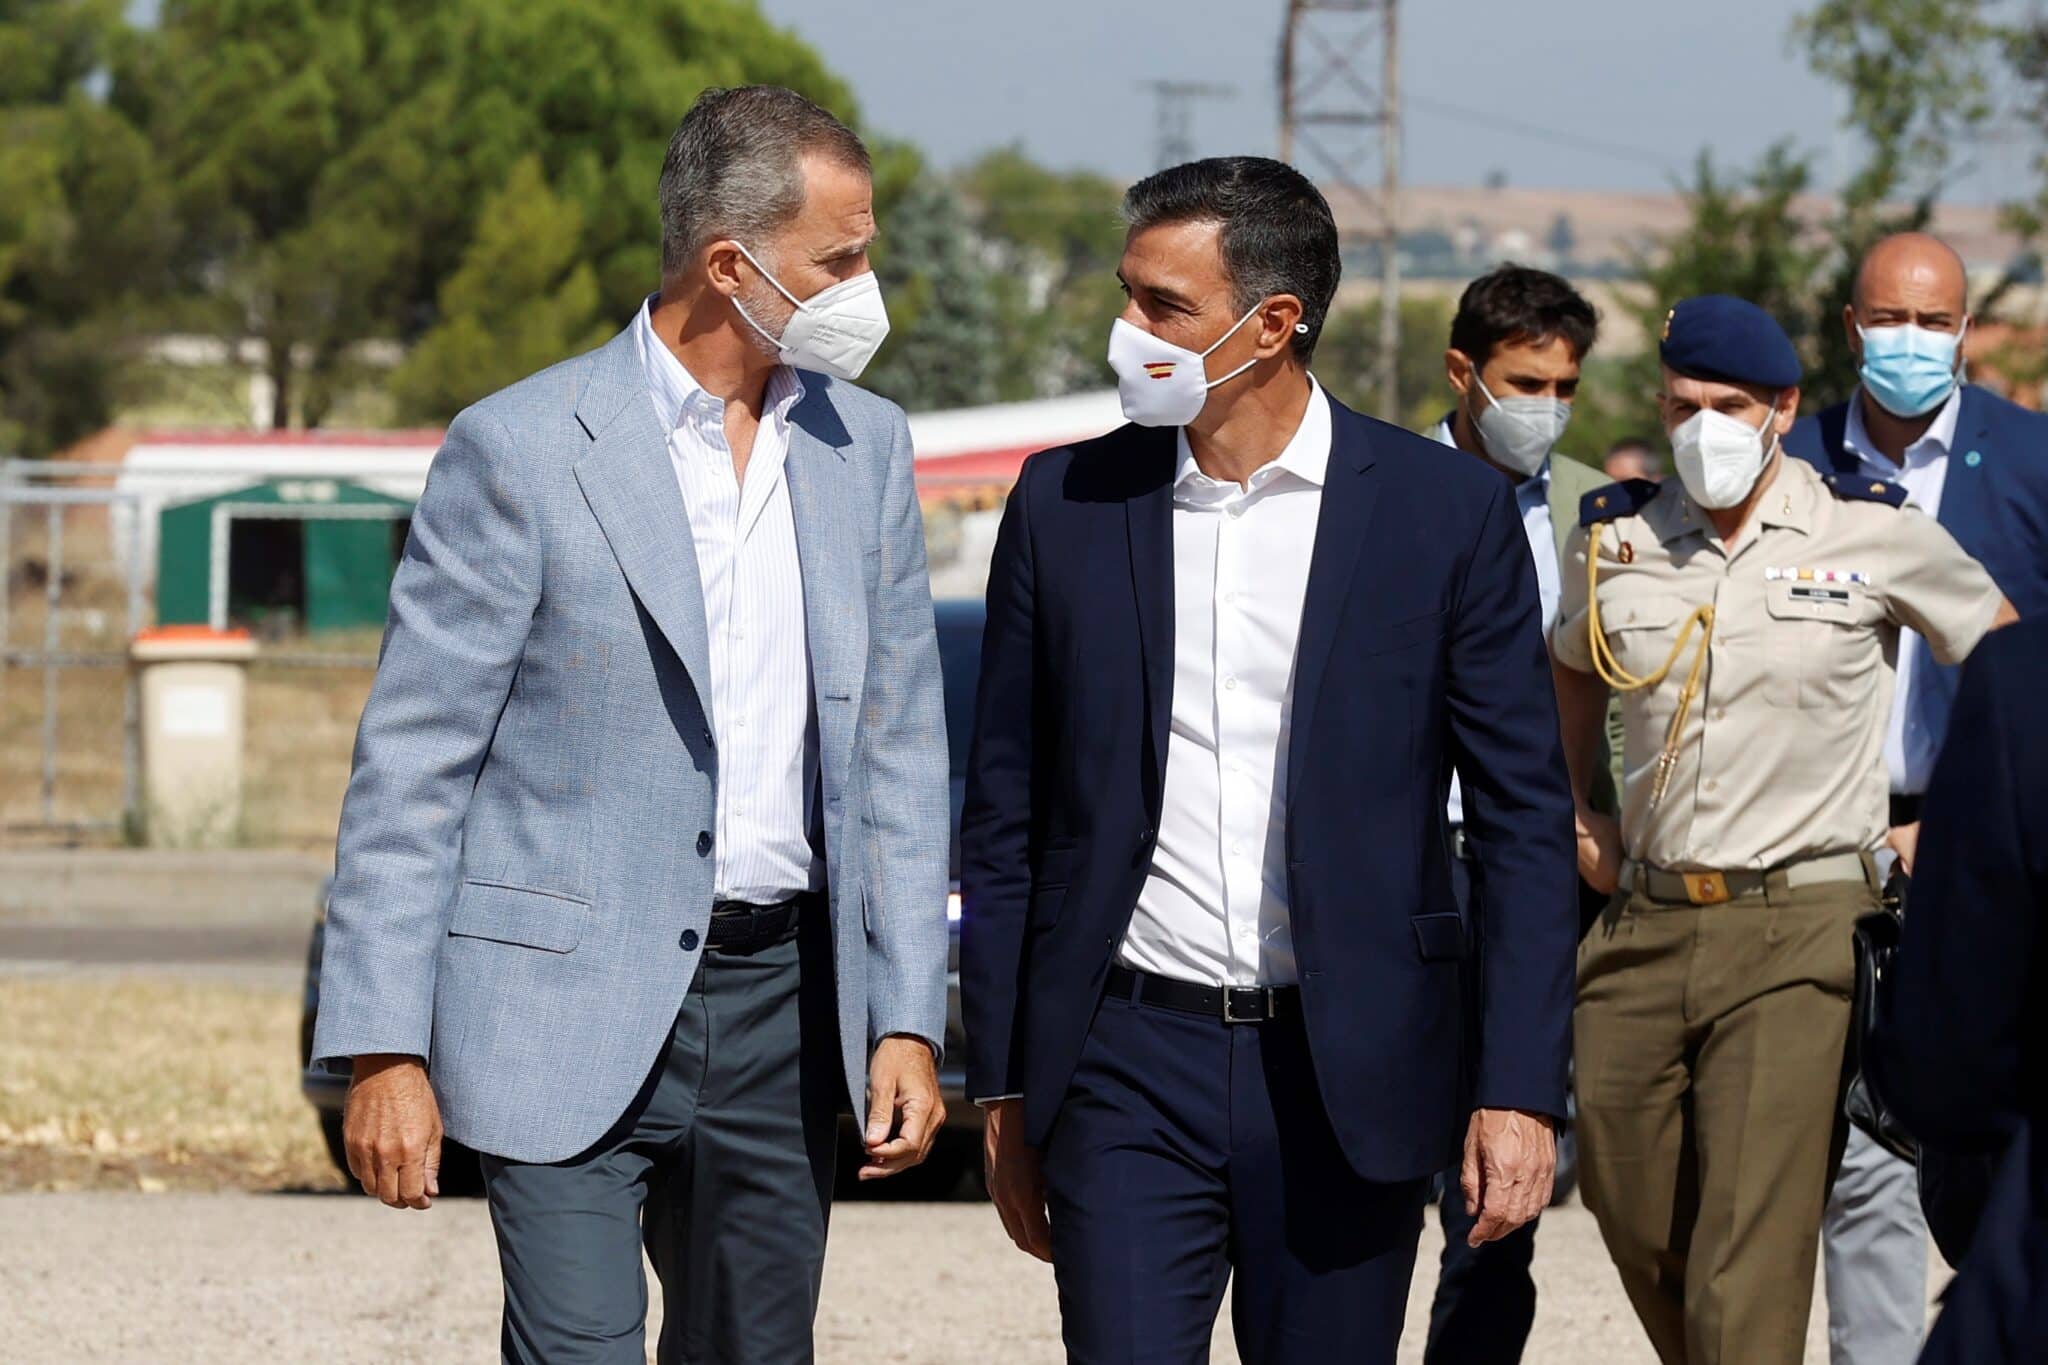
[157,479,412,633]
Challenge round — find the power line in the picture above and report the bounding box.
[1403,91,1677,173]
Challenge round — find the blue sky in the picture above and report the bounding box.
[759,0,2032,202]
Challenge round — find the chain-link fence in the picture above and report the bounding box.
[2,459,379,847]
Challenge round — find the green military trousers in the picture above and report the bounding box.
[1574,864,1870,1364]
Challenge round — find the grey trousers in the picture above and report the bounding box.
[1823,1119,1929,1365]
[480,914,843,1364]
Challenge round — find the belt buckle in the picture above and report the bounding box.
[1682,871,1731,905]
[1223,986,1273,1023]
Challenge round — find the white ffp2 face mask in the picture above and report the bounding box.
[1472,374,1571,477]
[1669,402,1780,509]
[1108,304,1291,427]
[731,241,891,382]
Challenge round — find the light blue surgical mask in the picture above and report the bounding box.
[1856,320,1966,419]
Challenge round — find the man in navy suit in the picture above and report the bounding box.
[1871,619,2048,1363]
[1785,231,2048,1364]
[959,157,1579,1364]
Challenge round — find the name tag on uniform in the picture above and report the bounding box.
[1789,585,1851,605]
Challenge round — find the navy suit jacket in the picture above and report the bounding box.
[1872,620,2048,1358]
[1785,385,2048,765]
[959,390,1579,1181]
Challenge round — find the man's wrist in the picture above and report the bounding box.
[879,1032,940,1062]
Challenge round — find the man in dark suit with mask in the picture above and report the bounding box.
[961,157,1579,1364]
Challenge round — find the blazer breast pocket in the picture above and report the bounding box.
[448,880,590,954]
[1361,608,1447,658]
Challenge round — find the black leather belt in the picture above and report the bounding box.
[1106,964,1298,1024]
[706,892,819,952]
[1889,793,1924,826]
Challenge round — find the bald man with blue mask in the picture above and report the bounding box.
[1786,231,2048,1365]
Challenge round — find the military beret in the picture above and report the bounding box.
[1658,294,1802,390]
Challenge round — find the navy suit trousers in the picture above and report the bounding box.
[1043,980,1428,1365]
[1426,844,1539,1364]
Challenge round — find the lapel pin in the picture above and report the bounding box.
[1965,450,1982,468]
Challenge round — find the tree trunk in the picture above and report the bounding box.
[266,335,292,430]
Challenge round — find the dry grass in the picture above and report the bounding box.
[0,977,342,1192]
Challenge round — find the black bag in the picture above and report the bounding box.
[1842,868,1918,1161]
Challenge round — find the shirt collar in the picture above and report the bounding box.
[1173,375,1332,494]
[1843,383,1961,476]
[634,295,804,434]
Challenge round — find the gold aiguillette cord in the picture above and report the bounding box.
[1585,524,1715,806]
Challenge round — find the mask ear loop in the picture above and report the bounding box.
[731,241,806,311]
[1198,306,1309,393]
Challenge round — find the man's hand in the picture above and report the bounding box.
[982,1098,1051,1261]
[344,1054,442,1210]
[1461,1107,1556,1246]
[1885,822,1921,876]
[1575,806,1624,895]
[861,1035,945,1181]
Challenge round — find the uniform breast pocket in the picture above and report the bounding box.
[1763,582,1881,709]
[1598,593,1692,681]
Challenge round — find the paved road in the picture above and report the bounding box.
[0,1191,1941,1363]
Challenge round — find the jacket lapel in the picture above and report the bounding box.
[1287,401,1380,807]
[572,325,714,718]
[782,386,865,718]
[1936,385,1990,545]
[1126,429,1178,812]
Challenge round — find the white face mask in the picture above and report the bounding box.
[1669,400,1780,509]
[730,241,890,382]
[1471,374,1570,477]
[1108,304,1294,427]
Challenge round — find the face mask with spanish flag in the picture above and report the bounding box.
[1106,303,1267,427]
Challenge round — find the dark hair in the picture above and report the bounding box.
[658,86,870,278]
[1448,265,1599,369]
[1122,157,1340,362]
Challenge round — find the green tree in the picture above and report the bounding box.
[126,0,862,427]
[861,171,1004,411]
[1316,293,1458,433]
[0,0,174,454]
[389,157,609,422]
[959,146,1127,399]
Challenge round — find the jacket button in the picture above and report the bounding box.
[696,831,712,856]
[702,727,714,747]
[679,928,699,951]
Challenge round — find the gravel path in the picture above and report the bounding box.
[0,1191,1945,1362]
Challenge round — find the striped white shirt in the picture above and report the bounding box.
[636,301,823,903]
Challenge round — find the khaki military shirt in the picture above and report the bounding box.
[1553,456,2002,871]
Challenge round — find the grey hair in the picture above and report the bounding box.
[658,86,870,279]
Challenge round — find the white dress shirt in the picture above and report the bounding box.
[1119,379,1332,987]
[1429,415,1560,824]
[1844,385,1961,795]
[635,302,822,902]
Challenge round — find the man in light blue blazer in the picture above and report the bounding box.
[309,86,951,1364]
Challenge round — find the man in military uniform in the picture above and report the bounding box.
[1550,295,2016,1364]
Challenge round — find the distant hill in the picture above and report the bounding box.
[1325,183,2030,279]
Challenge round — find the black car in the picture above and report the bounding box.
[300,599,988,1199]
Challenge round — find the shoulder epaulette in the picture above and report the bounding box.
[1823,473,1908,508]
[1579,478,1660,527]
